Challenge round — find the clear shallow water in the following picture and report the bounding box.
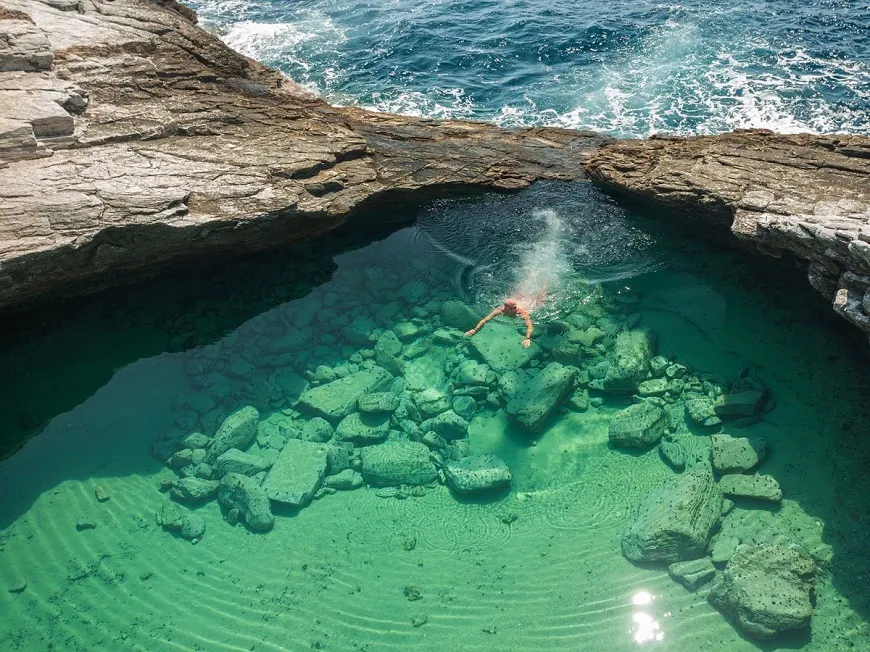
[190,0,870,136]
[1,183,870,650]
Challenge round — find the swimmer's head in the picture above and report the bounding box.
[503,298,518,315]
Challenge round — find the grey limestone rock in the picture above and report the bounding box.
[608,402,669,449]
[451,395,477,421]
[421,410,469,440]
[180,512,206,541]
[359,440,438,486]
[209,406,259,461]
[668,557,716,590]
[659,438,688,470]
[711,435,766,473]
[214,448,272,477]
[261,439,329,507]
[374,330,402,358]
[301,416,334,442]
[505,362,576,432]
[719,474,782,502]
[444,455,512,494]
[324,468,364,490]
[335,411,391,444]
[440,301,479,331]
[0,19,52,72]
[622,469,723,563]
[708,544,817,639]
[468,322,540,372]
[298,368,392,420]
[218,473,274,531]
[684,397,722,427]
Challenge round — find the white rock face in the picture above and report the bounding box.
[0,19,52,72]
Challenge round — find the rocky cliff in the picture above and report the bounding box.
[585,132,870,343]
[0,0,604,309]
[3,0,870,345]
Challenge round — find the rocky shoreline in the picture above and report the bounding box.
[2,0,870,344]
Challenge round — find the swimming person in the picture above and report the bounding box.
[465,297,538,348]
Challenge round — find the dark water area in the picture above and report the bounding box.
[1,182,869,650]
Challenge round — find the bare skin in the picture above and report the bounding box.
[465,298,534,347]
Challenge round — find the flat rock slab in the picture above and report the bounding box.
[622,469,723,563]
[214,448,272,477]
[444,455,512,494]
[714,390,767,418]
[262,439,329,507]
[505,362,576,431]
[359,440,437,487]
[0,19,52,72]
[298,368,392,421]
[711,435,766,473]
[719,474,782,502]
[609,402,669,448]
[468,321,540,372]
[708,544,817,639]
[209,405,259,461]
[668,557,716,591]
[335,411,391,444]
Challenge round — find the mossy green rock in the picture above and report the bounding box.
[608,402,669,448]
[668,557,716,590]
[711,435,767,473]
[214,448,272,477]
[358,392,400,413]
[603,330,653,393]
[421,410,469,440]
[714,390,767,418]
[359,441,437,486]
[261,439,329,507]
[505,362,576,432]
[444,455,512,494]
[708,544,817,639]
[685,397,721,426]
[298,368,392,420]
[719,474,782,502]
[622,469,723,562]
[209,405,259,461]
[468,321,540,372]
[440,300,479,331]
[218,473,274,531]
[335,412,391,444]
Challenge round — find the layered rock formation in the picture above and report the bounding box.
[584,132,870,342]
[0,0,604,309]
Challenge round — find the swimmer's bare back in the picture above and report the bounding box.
[465,298,534,347]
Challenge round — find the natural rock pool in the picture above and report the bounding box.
[1,182,869,650]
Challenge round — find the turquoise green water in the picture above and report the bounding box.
[1,182,869,650]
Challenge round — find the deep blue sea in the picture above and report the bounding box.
[191,0,870,137]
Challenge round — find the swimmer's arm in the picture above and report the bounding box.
[466,308,503,336]
[518,308,533,346]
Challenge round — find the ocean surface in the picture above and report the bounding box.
[191,0,870,137]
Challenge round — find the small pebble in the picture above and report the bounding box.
[8,580,26,594]
[75,518,96,531]
[411,614,428,628]
[94,485,110,502]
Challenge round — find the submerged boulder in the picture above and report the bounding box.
[714,390,767,418]
[218,473,274,531]
[622,469,723,563]
[711,435,767,473]
[468,321,540,372]
[298,368,392,420]
[208,405,259,461]
[719,474,782,502]
[444,455,512,494]
[214,448,272,477]
[608,402,669,449]
[708,544,817,639]
[668,557,716,591]
[359,440,438,486]
[505,362,576,431]
[335,411,391,444]
[603,330,654,393]
[440,300,479,331]
[261,439,329,507]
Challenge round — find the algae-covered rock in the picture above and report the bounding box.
[301,416,334,442]
[453,360,490,386]
[608,403,669,448]
[358,392,400,413]
[209,405,259,461]
[638,378,669,397]
[622,469,723,563]
[324,469,364,490]
[719,474,782,502]
[685,397,722,427]
[180,512,206,541]
[452,395,477,421]
[603,330,653,393]
[272,369,309,404]
[440,300,479,331]
[359,440,438,486]
[444,455,512,494]
[218,473,274,531]
[298,367,392,420]
[170,477,219,502]
[405,355,446,392]
[414,388,451,417]
[335,411,391,444]
[262,439,329,507]
[714,390,767,418]
[708,544,817,639]
[468,321,540,372]
[505,362,576,432]
[668,557,716,590]
[374,330,402,358]
[421,410,469,440]
[214,448,272,477]
[660,438,688,470]
[711,435,767,473]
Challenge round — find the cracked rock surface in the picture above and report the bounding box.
[584,131,870,343]
[0,0,606,309]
